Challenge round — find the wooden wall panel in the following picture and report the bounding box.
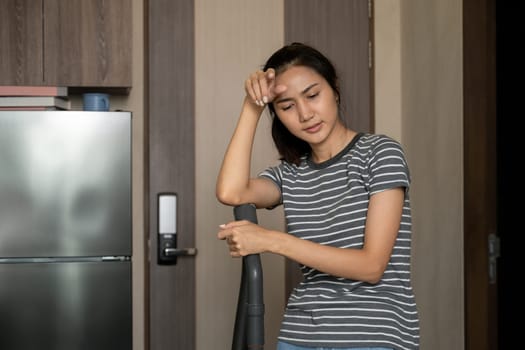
[463,0,497,349]
[284,0,372,299]
[148,0,195,349]
[285,0,372,133]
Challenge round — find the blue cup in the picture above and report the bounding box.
[83,93,110,111]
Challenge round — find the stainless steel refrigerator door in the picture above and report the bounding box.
[0,260,132,350]
[0,111,131,258]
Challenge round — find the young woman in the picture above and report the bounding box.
[216,43,420,350]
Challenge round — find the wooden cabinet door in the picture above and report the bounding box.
[43,0,132,88]
[0,0,44,85]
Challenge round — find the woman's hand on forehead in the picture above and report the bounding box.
[245,68,287,107]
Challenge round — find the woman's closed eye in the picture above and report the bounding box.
[307,92,319,99]
[276,90,319,111]
[281,104,293,111]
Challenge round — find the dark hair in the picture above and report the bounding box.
[263,42,341,165]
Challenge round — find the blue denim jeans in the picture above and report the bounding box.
[276,341,393,350]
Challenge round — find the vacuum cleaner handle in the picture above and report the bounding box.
[232,204,265,350]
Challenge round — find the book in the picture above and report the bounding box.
[0,86,68,97]
[0,96,71,110]
[0,106,60,111]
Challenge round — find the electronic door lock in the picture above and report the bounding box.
[157,193,197,265]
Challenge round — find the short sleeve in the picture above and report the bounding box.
[258,164,284,208]
[367,136,411,195]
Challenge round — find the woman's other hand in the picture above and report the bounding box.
[217,220,271,257]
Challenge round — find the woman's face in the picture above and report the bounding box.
[272,65,341,148]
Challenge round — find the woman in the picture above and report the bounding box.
[216,42,420,350]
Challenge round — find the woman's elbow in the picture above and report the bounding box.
[216,187,242,206]
[364,274,382,285]
[362,262,388,284]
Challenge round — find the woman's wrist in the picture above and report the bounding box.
[243,95,266,116]
[265,229,288,255]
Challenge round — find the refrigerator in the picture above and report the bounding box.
[0,111,132,349]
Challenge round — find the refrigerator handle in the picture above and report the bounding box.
[157,193,197,265]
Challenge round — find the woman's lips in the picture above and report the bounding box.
[304,122,322,133]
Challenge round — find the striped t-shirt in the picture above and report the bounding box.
[259,133,420,349]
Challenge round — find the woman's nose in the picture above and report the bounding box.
[297,102,313,122]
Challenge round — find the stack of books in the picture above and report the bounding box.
[0,86,71,110]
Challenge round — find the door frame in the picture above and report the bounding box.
[463,0,498,349]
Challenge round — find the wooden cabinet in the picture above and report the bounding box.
[0,0,131,91]
[0,0,44,85]
[43,0,132,89]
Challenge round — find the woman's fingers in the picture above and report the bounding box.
[218,221,250,257]
[245,69,278,106]
[218,220,268,258]
[222,233,242,257]
[245,72,260,105]
[245,71,263,106]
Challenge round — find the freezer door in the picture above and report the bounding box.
[0,111,131,258]
[0,260,132,350]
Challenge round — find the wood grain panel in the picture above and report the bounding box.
[43,0,132,87]
[284,0,372,299]
[148,0,195,349]
[463,0,497,349]
[285,0,371,133]
[0,0,43,85]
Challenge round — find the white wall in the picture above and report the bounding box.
[375,1,464,349]
[194,1,285,350]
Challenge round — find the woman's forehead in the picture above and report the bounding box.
[275,66,323,87]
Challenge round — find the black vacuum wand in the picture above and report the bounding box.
[231,204,265,350]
